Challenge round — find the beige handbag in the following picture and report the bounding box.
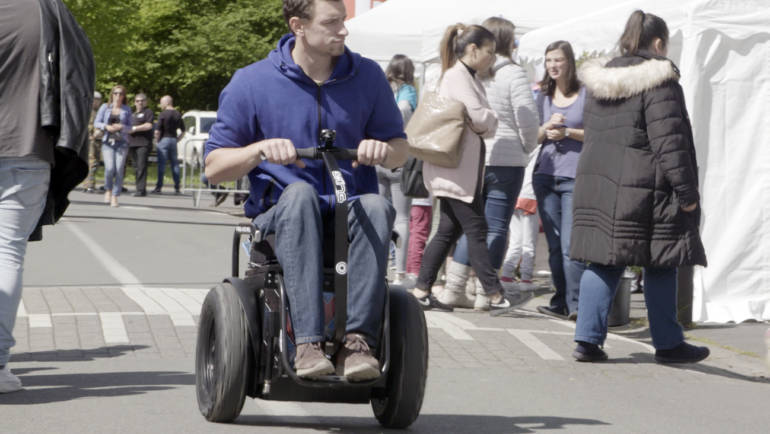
[405,91,467,168]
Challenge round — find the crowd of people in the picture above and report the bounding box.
[380,11,710,365]
[86,89,187,207]
[0,0,712,395]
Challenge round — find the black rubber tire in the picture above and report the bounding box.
[371,288,428,428]
[195,282,253,422]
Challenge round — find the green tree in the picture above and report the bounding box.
[64,0,286,111]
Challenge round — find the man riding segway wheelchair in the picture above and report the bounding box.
[195,0,428,428]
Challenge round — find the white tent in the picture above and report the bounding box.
[518,0,770,323]
[345,0,621,65]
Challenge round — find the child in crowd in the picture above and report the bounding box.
[500,148,540,293]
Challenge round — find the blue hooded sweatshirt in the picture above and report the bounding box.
[205,34,406,218]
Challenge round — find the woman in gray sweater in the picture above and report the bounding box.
[438,17,539,310]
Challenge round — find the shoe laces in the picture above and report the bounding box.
[344,334,371,353]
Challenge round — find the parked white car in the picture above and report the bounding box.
[177,110,217,168]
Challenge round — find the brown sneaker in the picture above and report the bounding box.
[336,333,380,381]
[295,342,334,379]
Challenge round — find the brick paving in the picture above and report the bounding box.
[9,285,768,384]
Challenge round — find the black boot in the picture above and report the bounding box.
[572,341,608,362]
[655,342,710,364]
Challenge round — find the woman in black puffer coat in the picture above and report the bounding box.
[569,10,709,364]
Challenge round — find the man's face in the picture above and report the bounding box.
[298,0,348,57]
[93,98,102,110]
[135,96,146,112]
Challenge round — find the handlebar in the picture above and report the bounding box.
[295,147,358,161]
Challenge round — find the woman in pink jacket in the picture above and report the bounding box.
[411,24,517,312]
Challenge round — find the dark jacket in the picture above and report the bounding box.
[30,0,95,241]
[569,52,707,267]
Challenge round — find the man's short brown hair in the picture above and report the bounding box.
[283,0,342,31]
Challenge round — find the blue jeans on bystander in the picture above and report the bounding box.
[0,157,50,366]
[101,142,128,196]
[575,264,684,350]
[453,166,524,269]
[532,174,585,314]
[156,137,180,190]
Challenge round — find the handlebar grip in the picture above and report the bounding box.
[295,147,358,161]
[333,147,358,161]
[295,148,318,159]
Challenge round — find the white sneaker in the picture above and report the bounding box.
[0,365,22,393]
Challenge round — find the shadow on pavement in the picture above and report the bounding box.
[10,345,148,363]
[0,370,193,405]
[630,352,770,384]
[234,414,610,433]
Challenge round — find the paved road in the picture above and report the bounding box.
[1,191,768,433]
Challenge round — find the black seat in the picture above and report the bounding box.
[248,231,337,293]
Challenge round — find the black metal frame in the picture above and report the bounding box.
[227,129,392,401]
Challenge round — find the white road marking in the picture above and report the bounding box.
[161,288,206,317]
[122,287,167,315]
[508,329,564,360]
[424,312,474,340]
[141,288,195,326]
[605,332,654,352]
[117,206,154,211]
[28,314,52,328]
[99,312,129,344]
[66,223,142,286]
[183,288,209,305]
[16,300,27,317]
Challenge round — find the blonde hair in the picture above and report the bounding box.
[108,85,127,106]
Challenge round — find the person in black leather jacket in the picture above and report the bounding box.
[31,0,96,240]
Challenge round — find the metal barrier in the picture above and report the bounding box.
[180,138,250,207]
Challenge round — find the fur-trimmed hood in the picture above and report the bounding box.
[579,55,680,100]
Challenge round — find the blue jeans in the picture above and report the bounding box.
[156,137,180,189]
[0,157,50,366]
[532,174,585,314]
[102,142,128,196]
[253,182,395,347]
[575,264,684,350]
[454,166,524,269]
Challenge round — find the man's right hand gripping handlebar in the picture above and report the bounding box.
[257,138,306,168]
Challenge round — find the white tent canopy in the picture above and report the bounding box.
[519,0,770,323]
[345,0,619,65]
[347,0,770,323]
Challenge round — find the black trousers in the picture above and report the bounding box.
[416,195,504,296]
[127,145,149,193]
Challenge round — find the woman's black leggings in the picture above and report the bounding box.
[416,195,504,296]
